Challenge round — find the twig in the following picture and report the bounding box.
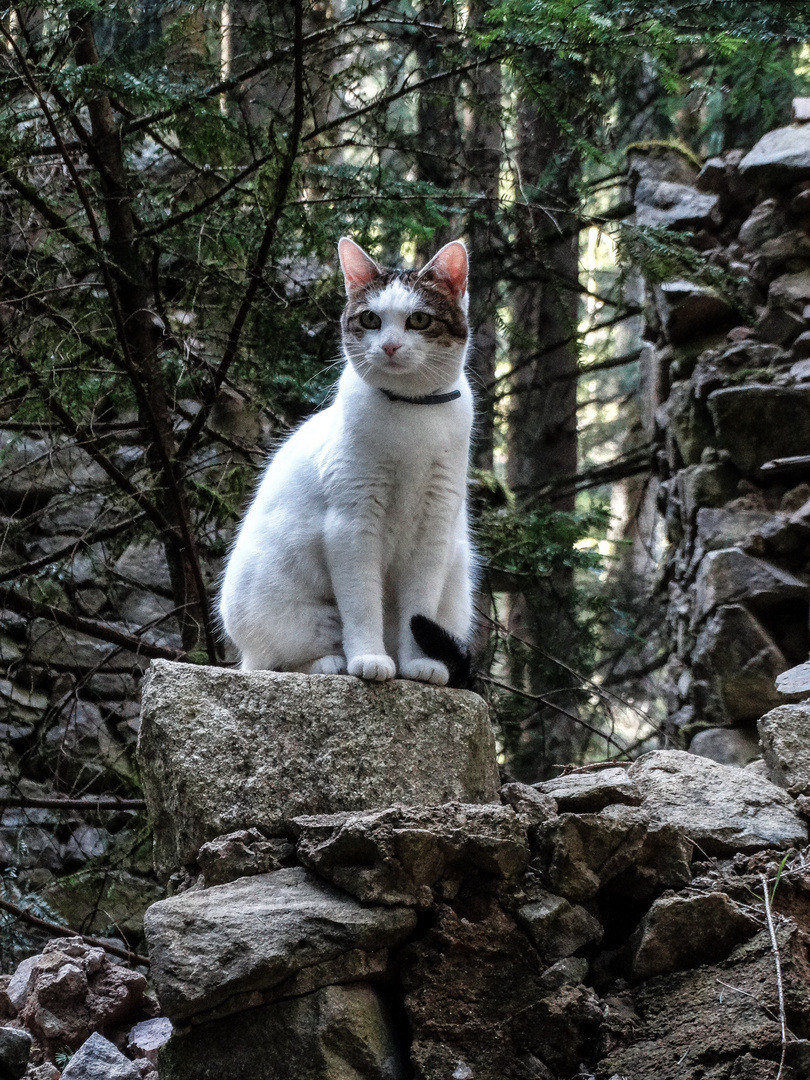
[0,587,183,662]
[0,896,149,967]
[761,873,788,1079]
[0,797,146,811]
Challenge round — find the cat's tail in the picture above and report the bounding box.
[410,615,473,690]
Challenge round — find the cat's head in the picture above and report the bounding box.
[338,238,469,395]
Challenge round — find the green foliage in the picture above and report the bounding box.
[477,499,610,580]
[615,224,752,311]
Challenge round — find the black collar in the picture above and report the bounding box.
[379,387,461,406]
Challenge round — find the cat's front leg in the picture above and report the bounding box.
[325,510,396,681]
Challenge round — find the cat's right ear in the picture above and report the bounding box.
[338,237,381,296]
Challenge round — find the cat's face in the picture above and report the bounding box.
[338,238,469,395]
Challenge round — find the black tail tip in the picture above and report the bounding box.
[410,614,474,690]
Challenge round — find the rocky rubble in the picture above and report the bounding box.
[4,690,810,1078]
[629,109,810,760]
[129,663,810,1080]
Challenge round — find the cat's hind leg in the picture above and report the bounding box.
[232,596,344,673]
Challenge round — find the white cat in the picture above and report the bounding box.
[219,237,474,686]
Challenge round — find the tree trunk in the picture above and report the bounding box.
[71,12,216,659]
[506,88,585,779]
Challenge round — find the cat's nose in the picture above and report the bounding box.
[382,343,401,358]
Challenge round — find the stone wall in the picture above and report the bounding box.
[134,665,810,1080]
[629,106,810,763]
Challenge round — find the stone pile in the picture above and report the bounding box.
[0,936,161,1079]
[128,663,810,1080]
[628,108,810,761]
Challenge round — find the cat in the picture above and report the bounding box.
[219,236,474,686]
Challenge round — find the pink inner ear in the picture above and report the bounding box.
[420,241,468,298]
[338,237,380,292]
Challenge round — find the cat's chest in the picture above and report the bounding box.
[319,409,467,513]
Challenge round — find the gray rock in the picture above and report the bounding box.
[739,124,810,184]
[758,702,810,796]
[769,271,810,310]
[537,957,589,992]
[654,282,738,344]
[604,820,693,900]
[628,892,759,981]
[738,198,786,248]
[516,892,603,959]
[776,660,810,694]
[693,549,808,623]
[138,661,499,878]
[600,922,810,1079]
[695,507,774,552]
[197,830,292,887]
[691,609,794,725]
[24,1066,60,1080]
[499,782,558,830]
[7,955,38,1012]
[144,867,417,1023]
[756,305,806,346]
[293,803,528,909]
[676,462,739,519]
[628,749,807,855]
[0,1027,31,1080]
[627,147,698,193]
[792,334,810,360]
[127,1018,172,1064]
[708,384,810,474]
[158,983,406,1080]
[531,805,650,902]
[666,380,714,466]
[533,767,642,813]
[28,620,151,673]
[689,727,761,767]
[114,541,174,596]
[635,180,721,229]
[60,1033,140,1080]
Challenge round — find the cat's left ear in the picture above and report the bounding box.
[338,237,381,296]
[418,240,468,301]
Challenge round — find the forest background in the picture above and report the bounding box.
[1,0,809,962]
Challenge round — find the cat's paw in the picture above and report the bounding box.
[347,654,396,681]
[309,654,347,675]
[400,658,450,686]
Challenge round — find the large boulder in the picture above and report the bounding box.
[137,661,499,877]
[628,750,807,855]
[144,867,416,1023]
[159,983,406,1080]
[293,803,528,909]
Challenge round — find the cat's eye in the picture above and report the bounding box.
[358,310,382,330]
[406,311,432,330]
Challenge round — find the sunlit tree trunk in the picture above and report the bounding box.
[506,86,585,779]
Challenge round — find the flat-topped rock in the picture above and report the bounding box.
[628,750,807,855]
[145,867,417,1023]
[137,661,499,877]
[739,124,810,184]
